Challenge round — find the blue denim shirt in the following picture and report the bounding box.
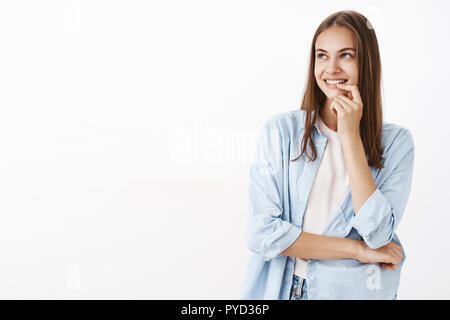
[240,109,414,300]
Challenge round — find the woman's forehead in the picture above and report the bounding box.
[315,26,355,50]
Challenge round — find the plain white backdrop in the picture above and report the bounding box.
[0,0,448,299]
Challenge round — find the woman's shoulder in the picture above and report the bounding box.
[263,109,306,133]
[381,121,415,156]
[382,121,412,136]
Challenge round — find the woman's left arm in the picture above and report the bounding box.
[340,134,377,215]
[342,130,415,249]
[332,83,415,250]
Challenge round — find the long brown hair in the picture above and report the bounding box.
[292,10,385,169]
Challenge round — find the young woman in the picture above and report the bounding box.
[240,10,414,300]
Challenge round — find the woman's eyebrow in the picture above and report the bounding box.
[315,48,356,53]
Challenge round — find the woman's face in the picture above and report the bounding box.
[314,25,359,100]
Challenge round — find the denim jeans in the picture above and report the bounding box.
[290,274,308,300]
[289,274,398,300]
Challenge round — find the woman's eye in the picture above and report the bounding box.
[317,53,352,59]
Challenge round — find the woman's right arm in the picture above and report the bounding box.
[280,231,360,260]
[281,231,403,270]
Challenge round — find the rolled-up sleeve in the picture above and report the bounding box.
[350,128,415,249]
[245,119,302,262]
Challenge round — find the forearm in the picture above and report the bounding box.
[280,231,361,260]
[340,134,377,215]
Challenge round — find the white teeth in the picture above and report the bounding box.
[325,79,346,84]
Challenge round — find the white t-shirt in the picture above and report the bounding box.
[294,115,350,278]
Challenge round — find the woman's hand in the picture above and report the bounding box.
[330,83,363,141]
[356,240,403,270]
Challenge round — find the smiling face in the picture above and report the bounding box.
[314,25,359,102]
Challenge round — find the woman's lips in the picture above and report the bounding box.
[324,80,347,89]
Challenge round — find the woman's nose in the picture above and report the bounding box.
[326,58,341,72]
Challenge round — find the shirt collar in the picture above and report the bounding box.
[312,109,326,137]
